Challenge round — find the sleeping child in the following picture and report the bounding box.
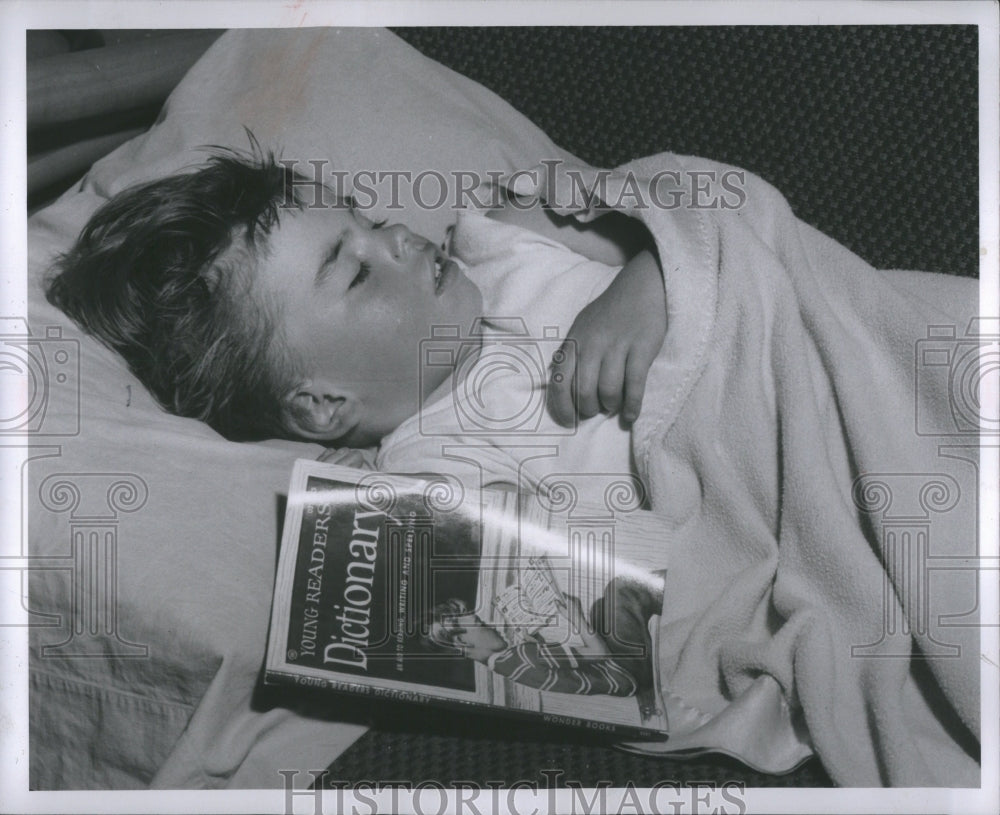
[45,141,671,697]
[45,143,669,508]
[44,141,983,785]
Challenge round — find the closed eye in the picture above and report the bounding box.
[348,261,371,289]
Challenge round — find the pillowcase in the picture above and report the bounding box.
[82,27,578,245]
[26,27,575,789]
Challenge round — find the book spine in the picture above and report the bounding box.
[263,669,665,741]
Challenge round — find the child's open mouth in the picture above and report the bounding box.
[433,248,457,293]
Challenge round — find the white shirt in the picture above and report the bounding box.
[376,211,636,510]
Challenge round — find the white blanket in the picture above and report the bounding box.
[524,152,982,785]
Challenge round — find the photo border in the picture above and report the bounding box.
[2,1,997,813]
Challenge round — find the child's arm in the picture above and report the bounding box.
[487,192,667,425]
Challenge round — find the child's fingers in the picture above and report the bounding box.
[597,348,627,415]
[622,349,651,423]
[547,340,577,426]
[573,349,603,419]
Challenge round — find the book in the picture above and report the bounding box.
[265,460,672,740]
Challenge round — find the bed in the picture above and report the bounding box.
[24,25,982,791]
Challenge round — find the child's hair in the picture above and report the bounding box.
[45,137,314,441]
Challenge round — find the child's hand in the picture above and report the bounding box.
[548,248,667,426]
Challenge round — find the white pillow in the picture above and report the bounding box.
[83,27,577,244]
[26,28,575,789]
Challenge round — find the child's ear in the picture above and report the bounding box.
[282,379,360,442]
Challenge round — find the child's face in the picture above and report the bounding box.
[253,205,483,443]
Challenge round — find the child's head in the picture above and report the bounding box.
[426,597,508,663]
[46,143,483,445]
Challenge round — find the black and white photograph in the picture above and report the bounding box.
[2,1,998,813]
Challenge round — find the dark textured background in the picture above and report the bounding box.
[325,25,980,788]
[394,26,979,278]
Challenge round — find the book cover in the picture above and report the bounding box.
[265,461,670,739]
